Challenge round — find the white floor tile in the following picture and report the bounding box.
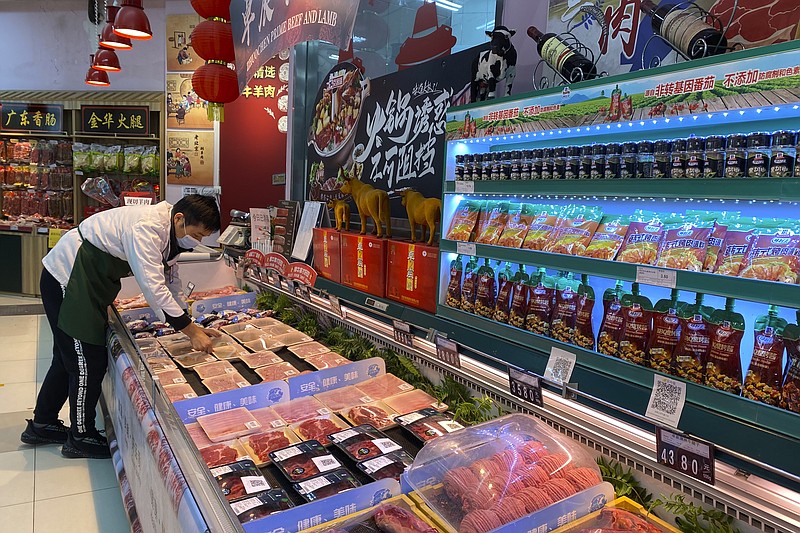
[0,360,37,384]
[33,487,129,533]
[0,502,33,533]
[34,446,118,500]
[0,318,39,345]
[0,382,36,414]
[0,411,31,454]
[0,449,35,507]
[0,341,39,363]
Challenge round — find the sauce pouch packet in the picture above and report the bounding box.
[445,254,464,308]
[474,259,497,318]
[597,281,628,358]
[493,262,515,324]
[672,294,715,384]
[714,218,758,276]
[618,283,654,366]
[704,298,745,395]
[583,214,630,260]
[780,311,800,414]
[550,272,581,343]
[508,264,531,329]
[497,203,535,248]
[521,205,563,250]
[460,256,480,313]
[646,289,686,374]
[525,267,555,336]
[545,205,604,256]
[744,306,788,406]
[573,274,596,350]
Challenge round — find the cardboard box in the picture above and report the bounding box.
[386,239,438,313]
[312,227,341,283]
[340,232,387,298]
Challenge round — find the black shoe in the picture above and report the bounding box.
[20,419,70,445]
[61,429,111,459]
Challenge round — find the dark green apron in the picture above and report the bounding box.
[58,229,131,345]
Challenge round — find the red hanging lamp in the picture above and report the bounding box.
[85,55,111,86]
[190,19,235,63]
[99,5,132,50]
[92,45,121,72]
[113,0,152,40]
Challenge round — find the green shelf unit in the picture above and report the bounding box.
[443,178,800,202]
[439,239,800,308]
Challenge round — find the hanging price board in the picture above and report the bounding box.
[392,320,413,347]
[434,335,460,368]
[508,367,544,407]
[656,427,715,485]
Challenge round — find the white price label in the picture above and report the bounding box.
[396,412,426,425]
[439,420,464,433]
[171,377,186,384]
[225,367,236,374]
[245,420,260,429]
[210,465,233,476]
[454,180,475,193]
[363,455,394,474]
[359,396,374,404]
[645,375,687,428]
[544,347,577,385]
[272,445,302,462]
[230,497,263,515]
[317,408,331,415]
[373,438,401,454]
[636,266,677,288]
[399,383,414,391]
[330,429,359,442]
[365,298,389,312]
[271,420,286,428]
[456,241,477,256]
[298,475,331,494]
[311,455,341,473]
[241,475,270,494]
[122,196,153,206]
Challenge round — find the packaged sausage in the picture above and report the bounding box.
[738,223,800,284]
[493,263,515,323]
[525,267,555,336]
[656,215,715,271]
[583,214,630,260]
[474,259,497,318]
[445,254,464,308]
[497,203,535,248]
[508,264,531,329]
[573,274,596,350]
[550,272,580,343]
[704,298,745,395]
[743,306,787,406]
[460,256,480,313]
[210,459,272,502]
[475,201,510,245]
[780,311,800,413]
[618,283,654,366]
[672,293,714,384]
[616,210,667,265]
[446,199,482,241]
[521,205,562,250]
[597,281,627,357]
[646,289,686,374]
[714,218,758,276]
[545,205,604,256]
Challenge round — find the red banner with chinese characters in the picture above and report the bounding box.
[244,249,267,267]
[264,252,290,275]
[285,262,318,287]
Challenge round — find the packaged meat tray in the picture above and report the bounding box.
[210,459,272,502]
[199,440,251,468]
[202,372,251,394]
[290,414,350,446]
[329,425,403,462]
[340,401,399,430]
[248,317,283,329]
[354,374,415,400]
[221,323,261,336]
[212,337,250,360]
[255,362,299,381]
[196,407,262,442]
[273,331,315,346]
[148,359,178,373]
[163,383,198,402]
[396,408,464,443]
[249,407,286,429]
[239,350,283,369]
[257,323,296,336]
[186,422,214,448]
[272,396,330,424]
[245,337,287,352]
[406,413,605,533]
[239,428,301,466]
[135,337,161,351]
[193,360,237,379]
[270,440,343,482]
[230,489,294,524]
[314,385,373,411]
[383,390,447,415]
[306,352,350,370]
[287,341,330,359]
[174,352,217,368]
[154,368,187,385]
[164,341,198,358]
[357,450,414,482]
[292,469,360,502]
[231,329,271,344]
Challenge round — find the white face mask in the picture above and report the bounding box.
[178,218,201,249]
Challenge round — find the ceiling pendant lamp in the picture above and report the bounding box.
[85,55,111,86]
[113,0,152,40]
[99,5,132,50]
[92,46,121,71]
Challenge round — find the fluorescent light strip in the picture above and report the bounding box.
[435,2,459,12]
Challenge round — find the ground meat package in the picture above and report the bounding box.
[290,414,350,445]
[460,256,480,313]
[672,294,715,384]
[744,306,788,406]
[194,360,237,379]
[240,428,300,465]
[249,407,287,430]
[475,201,510,245]
[341,401,399,430]
[597,281,627,357]
[583,214,630,260]
[255,362,300,381]
[616,211,667,265]
[329,425,402,462]
[656,215,715,271]
[645,289,686,373]
[446,199,482,241]
[521,205,562,250]
[395,408,464,443]
[492,263,515,323]
[445,254,464,308]
[210,459,272,502]
[545,205,603,256]
[507,265,531,329]
[550,272,580,343]
[196,407,262,442]
[474,259,497,318]
[618,283,654,366]
[288,341,330,359]
[357,450,414,482]
[238,350,283,369]
[781,312,800,413]
[704,298,745,395]
[306,352,350,370]
[270,440,343,482]
[738,224,800,284]
[573,274,595,350]
[203,372,251,394]
[163,383,198,403]
[292,469,360,502]
[714,218,758,275]
[497,203,535,248]
[231,489,294,524]
[525,268,555,336]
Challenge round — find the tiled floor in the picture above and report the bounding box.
[0,298,130,533]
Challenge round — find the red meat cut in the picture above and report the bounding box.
[347,404,393,428]
[247,431,291,463]
[710,0,800,48]
[295,417,342,445]
[200,443,239,468]
[374,504,438,533]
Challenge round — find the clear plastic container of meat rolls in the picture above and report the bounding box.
[270,440,343,482]
[406,413,604,533]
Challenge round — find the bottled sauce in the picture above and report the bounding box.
[527,25,598,83]
[770,130,796,177]
[501,151,512,180]
[685,137,705,178]
[724,134,747,178]
[553,147,567,179]
[641,0,728,60]
[520,150,533,180]
[564,146,581,180]
[578,145,593,180]
[541,148,554,179]
[489,152,501,180]
[668,138,687,179]
[746,132,771,178]
[590,143,606,179]
[471,153,483,180]
[604,143,621,179]
[454,154,465,181]
[653,140,671,179]
[637,141,654,179]
[530,148,543,179]
[509,150,522,180]
[704,136,726,178]
[620,142,638,179]
[463,154,475,181]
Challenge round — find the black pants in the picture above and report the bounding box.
[34,268,108,437]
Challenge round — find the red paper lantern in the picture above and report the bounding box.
[191,19,235,62]
[190,0,230,20]
[192,62,239,120]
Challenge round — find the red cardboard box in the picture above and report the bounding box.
[312,228,341,283]
[340,232,387,298]
[386,239,439,314]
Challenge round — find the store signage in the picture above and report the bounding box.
[636,266,677,289]
[544,347,577,385]
[392,319,413,347]
[434,335,460,369]
[285,261,318,287]
[80,105,150,136]
[288,357,386,398]
[456,242,477,256]
[509,367,544,407]
[47,228,65,249]
[275,200,300,259]
[645,374,687,428]
[265,251,290,276]
[0,102,63,132]
[244,248,268,268]
[454,180,474,193]
[328,295,343,317]
[190,292,257,317]
[656,427,716,485]
[230,0,359,90]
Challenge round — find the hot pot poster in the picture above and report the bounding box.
[166,131,214,186]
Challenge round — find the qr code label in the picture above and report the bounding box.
[646,375,687,428]
[545,347,576,385]
[242,476,270,494]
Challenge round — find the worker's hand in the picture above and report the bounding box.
[182,323,215,353]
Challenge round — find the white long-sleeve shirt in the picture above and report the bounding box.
[43,202,187,323]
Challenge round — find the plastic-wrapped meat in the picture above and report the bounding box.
[305,352,350,370]
[287,341,330,359]
[374,503,438,533]
[193,360,236,379]
[383,389,447,415]
[231,329,270,343]
[273,396,329,424]
[357,451,413,482]
[342,402,398,430]
[230,489,294,524]
[191,285,243,300]
[292,469,360,502]
[127,319,149,333]
[221,322,260,335]
[173,352,217,368]
[211,459,271,502]
[245,337,286,352]
[270,441,342,482]
[257,323,296,336]
[249,407,286,429]
[291,415,348,445]
[240,429,295,464]
[149,359,178,372]
[238,350,283,369]
[199,440,249,468]
[196,407,262,442]
[154,369,186,385]
[163,383,197,402]
[203,372,251,394]
[355,374,415,400]
[185,423,214,448]
[272,331,314,346]
[314,385,372,411]
[396,409,464,443]
[255,362,299,381]
[330,425,402,462]
[213,342,249,360]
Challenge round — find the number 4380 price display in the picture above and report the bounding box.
[656,427,715,485]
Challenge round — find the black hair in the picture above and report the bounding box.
[173,194,221,232]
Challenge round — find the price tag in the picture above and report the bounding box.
[365,297,389,312]
[434,335,461,368]
[185,282,196,298]
[329,295,343,317]
[636,266,676,288]
[508,367,544,407]
[544,347,577,385]
[645,375,687,428]
[298,285,312,303]
[456,241,477,256]
[656,427,715,485]
[47,228,65,249]
[454,180,474,193]
[392,319,413,347]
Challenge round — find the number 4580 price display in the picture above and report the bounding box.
[655,427,715,485]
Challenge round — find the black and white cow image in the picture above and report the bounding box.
[471,26,517,102]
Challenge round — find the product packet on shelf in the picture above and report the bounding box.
[573,274,596,350]
[582,214,630,260]
[474,259,497,319]
[238,350,283,369]
[645,289,686,374]
[656,215,715,271]
[329,424,402,462]
[193,360,237,380]
[123,145,144,174]
[699,211,739,272]
[545,205,603,256]
[497,203,535,248]
[355,374,415,400]
[525,267,555,337]
[231,489,294,524]
[104,145,122,172]
[196,407,262,442]
[186,422,215,448]
[475,201,510,245]
[174,352,218,369]
[288,341,330,359]
[199,440,252,468]
[738,223,800,284]
[87,143,106,172]
[210,459,272,502]
[446,199,482,241]
[239,428,301,466]
[357,450,414,482]
[315,385,372,412]
[270,440,343,482]
[672,293,715,384]
[383,389,447,415]
[616,210,667,265]
[306,352,351,370]
[292,469,361,502]
[549,272,580,344]
[249,407,286,430]
[492,262,515,324]
[202,372,251,394]
[395,408,464,443]
[255,362,300,381]
[154,368,187,386]
[781,311,800,413]
[618,283,654,367]
[704,298,745,395]
[72,142,89,170]
[290,414,350,445]
[340,401,399,430]
[507,264,531,329]
[743,305,787,406]
[163,383,198,402]
[273,396,330,424]
[521,205,562,251]
[460,256,480,313]
[714,218,758,275]
[597,281,628,358]
[445,254,464,308]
